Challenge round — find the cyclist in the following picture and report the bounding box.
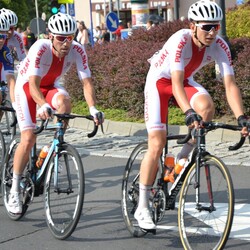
[0,14,15,105]
[7,13,104,214]
[0,8,25,62]
[134,0,250,230]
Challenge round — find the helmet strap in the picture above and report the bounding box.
[193,25,209,48]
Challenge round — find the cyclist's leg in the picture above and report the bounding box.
[8,82,37,214]
[45,84,71,128]
[46,83,71,113]
[135,75,170,229]
[177,79,215,160]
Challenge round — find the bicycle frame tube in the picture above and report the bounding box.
[36,141,56,181]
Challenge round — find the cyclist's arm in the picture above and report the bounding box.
[29,75,46,107]
[224,74,244,118]
[223,74,249,135]
[29,75,51,120]
[81,77,96,108]
[5,74,15,103]
[171,70,192,113]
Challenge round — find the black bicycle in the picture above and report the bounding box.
[121,121,247,249]
[2,112,102,240]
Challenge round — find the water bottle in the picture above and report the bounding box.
[174,158,186,175]
[164,153,175,183]
[36,145,49,168]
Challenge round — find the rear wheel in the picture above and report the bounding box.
[121,142,149,237]
[2,136,31,220]
[44,144,85,240]
[178,155,234,250]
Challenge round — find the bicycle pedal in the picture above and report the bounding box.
[141,228,156,235]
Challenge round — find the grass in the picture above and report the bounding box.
[72,101,185,125]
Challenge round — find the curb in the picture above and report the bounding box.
[69,118,242,143]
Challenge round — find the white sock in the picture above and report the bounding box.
[137,183,151,210]
[10,172,21,193]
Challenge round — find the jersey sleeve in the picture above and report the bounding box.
[13,32,26,61]
[213,37,234,77]
[71,42,91,80]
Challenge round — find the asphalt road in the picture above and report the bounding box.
[0,155,250,250]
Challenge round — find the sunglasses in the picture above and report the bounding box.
[54,34,74,43]
[195,23,221,32]
[0,34,7,40]
[9,26,15,31]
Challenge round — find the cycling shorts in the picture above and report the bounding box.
[144,75,209,132]
[15,82,69,131]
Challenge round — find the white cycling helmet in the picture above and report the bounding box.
[0,8,18,26]
[0,14,10,31]
[188,0,223,22]
[48,13,77,35]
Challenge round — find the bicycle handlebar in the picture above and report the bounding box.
[175,121,248,150]
[34,112,104,138]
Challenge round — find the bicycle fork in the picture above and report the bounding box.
[194,128,215,213]
[53,143,74,195]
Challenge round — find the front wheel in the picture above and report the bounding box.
[178,155,234,250]
[44,143,85,240]
[1,100,16,140]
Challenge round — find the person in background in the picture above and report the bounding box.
[0,8,25,62]
[0,14,15,106]
[99,27,110,44]
[24,26,36,54]
[76,21,90,46]
[113,20,124,41]
[146,20,154,30]
[93,26,102,44]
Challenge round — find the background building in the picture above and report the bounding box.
[74,0,237,30]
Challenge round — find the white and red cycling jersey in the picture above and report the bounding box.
[15,39,91,131]
[6,31,26,61]
[145,29,234,132]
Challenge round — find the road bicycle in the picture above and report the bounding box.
[0,81,16,139]
[1,112,102,240]
[121,121,247,249]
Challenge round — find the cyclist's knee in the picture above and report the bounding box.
[193,94,215,121]
[20,130,36,151]
[148,130,166,156]
[55,94,71,113]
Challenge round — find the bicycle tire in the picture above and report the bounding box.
[121,142,148,237]
[1,136,30,220]
[0,129,6,169]
[178,154,234,250]
[44,143,85,240]
[1,99,16,140]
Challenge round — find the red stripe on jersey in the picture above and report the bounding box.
[184,40,205,79]
[156,78,172,123]
[40,52,65,87]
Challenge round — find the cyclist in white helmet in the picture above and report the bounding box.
[7,13,104,215]
[0,8,25,62]
[0,13,15,105]
[134,0,249,230]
